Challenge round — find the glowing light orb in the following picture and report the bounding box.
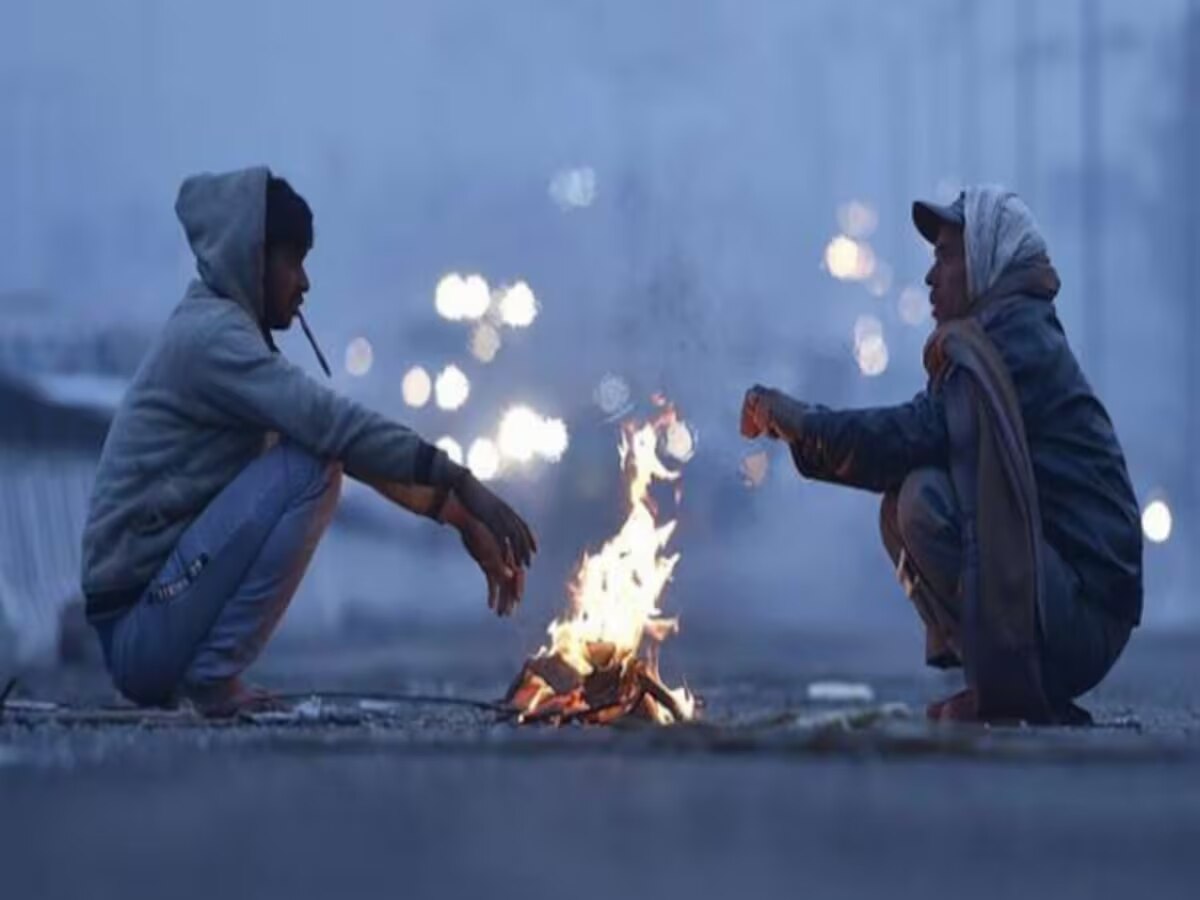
[825,236,877,281]
[837,200,879,239]
[435,364,471,411]
[741,450,770,488]
[856,335,889,376]
[537,417,570,462]
[435,436,464,466]
[664,418,696,463]
[401,366,432,407]
[867,261,894,298]
[898,285,929,325]
[498,406,543,463]
[854,314,884,345]
[345,337,374,377]
[435,273,491,321]
[1142,499,1173,544]
[467,438,501,481]
[496,281,539,328]
[469,323,502,363]
[548,166,597,210]
[594,374,632,418]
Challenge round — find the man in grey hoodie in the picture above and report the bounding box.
[81,167,536,716]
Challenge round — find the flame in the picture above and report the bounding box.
[514,406,695,725]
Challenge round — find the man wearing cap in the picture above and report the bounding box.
[741,186,1142,723]
[81,167,537,716]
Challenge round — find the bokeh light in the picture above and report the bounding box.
[594,373,632,418]
[496,281,539,328]
[498,405,542,463]
[467,438,501,481]
[867,261,894,298]
[435,364,471,411]
[435,273,491,321]
[497,405,570,464]
[344,337,373,377]
[825,236,877,281]
[537,417,570,462]
[1142,498,1173,544]
[853,316,888,377]
[837,200,879,239]
[469,323,502,363]
[741,451,770,488]
[549,166,597,210]
[401,365,432,408]
[664,418,696,463]
[435,436,464,466]
[854,314,883,345]
[898,285,929,325]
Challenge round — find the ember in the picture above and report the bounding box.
[506,406,696,725]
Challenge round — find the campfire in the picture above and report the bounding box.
[506,405,696,726]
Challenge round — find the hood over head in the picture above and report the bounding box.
[961,185,1060,306]
[175,166,270,322]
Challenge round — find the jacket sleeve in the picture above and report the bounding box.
[190,310,459,487]
[787,389,949,493]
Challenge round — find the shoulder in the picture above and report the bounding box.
[169,290,267,361]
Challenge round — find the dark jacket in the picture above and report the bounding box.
[789,296,1144,626]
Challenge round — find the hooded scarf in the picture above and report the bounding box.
[923,186,1061,722]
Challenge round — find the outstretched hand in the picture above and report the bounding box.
[454,472,538,567]
[458,511,525,616]
[447,473,536,616]
[740,385,808,442]
[740,385,775,438]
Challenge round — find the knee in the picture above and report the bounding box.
[895,469,957,549]
[274,441,342,498]
[879,491,901,561]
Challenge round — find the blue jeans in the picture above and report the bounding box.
[880,468,1130,705]
[95,442,342,706]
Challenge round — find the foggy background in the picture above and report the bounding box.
[1,0,1197,667]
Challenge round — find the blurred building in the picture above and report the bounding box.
[0,300,147,666]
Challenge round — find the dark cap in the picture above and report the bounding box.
[912,192,965,244]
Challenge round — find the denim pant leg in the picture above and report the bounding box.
[105,442,341,705]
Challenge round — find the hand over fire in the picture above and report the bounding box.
[458,511,525,616]
[740,385,774,438]
[740,385,809,442]
[449,473,537,616]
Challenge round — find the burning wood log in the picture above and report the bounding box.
[505,406,697,727]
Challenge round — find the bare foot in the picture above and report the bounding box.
[179,679,282,719]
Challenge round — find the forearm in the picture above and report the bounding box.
[787,394,949,493]
[763,390,808,443]
[360,475,468,527]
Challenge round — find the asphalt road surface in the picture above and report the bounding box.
[3,620,1198,900]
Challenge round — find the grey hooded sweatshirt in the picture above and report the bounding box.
[81,167,456,621]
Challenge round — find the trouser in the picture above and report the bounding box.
[880,468,1130,706]
[95,441,342,706]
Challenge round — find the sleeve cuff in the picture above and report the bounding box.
[423,444,468,489]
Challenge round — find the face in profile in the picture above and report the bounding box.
[263,244,310,330]
[926,224,969,325]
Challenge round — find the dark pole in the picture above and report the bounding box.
[1014,0,1037,207]
[1081,0,1104,390]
